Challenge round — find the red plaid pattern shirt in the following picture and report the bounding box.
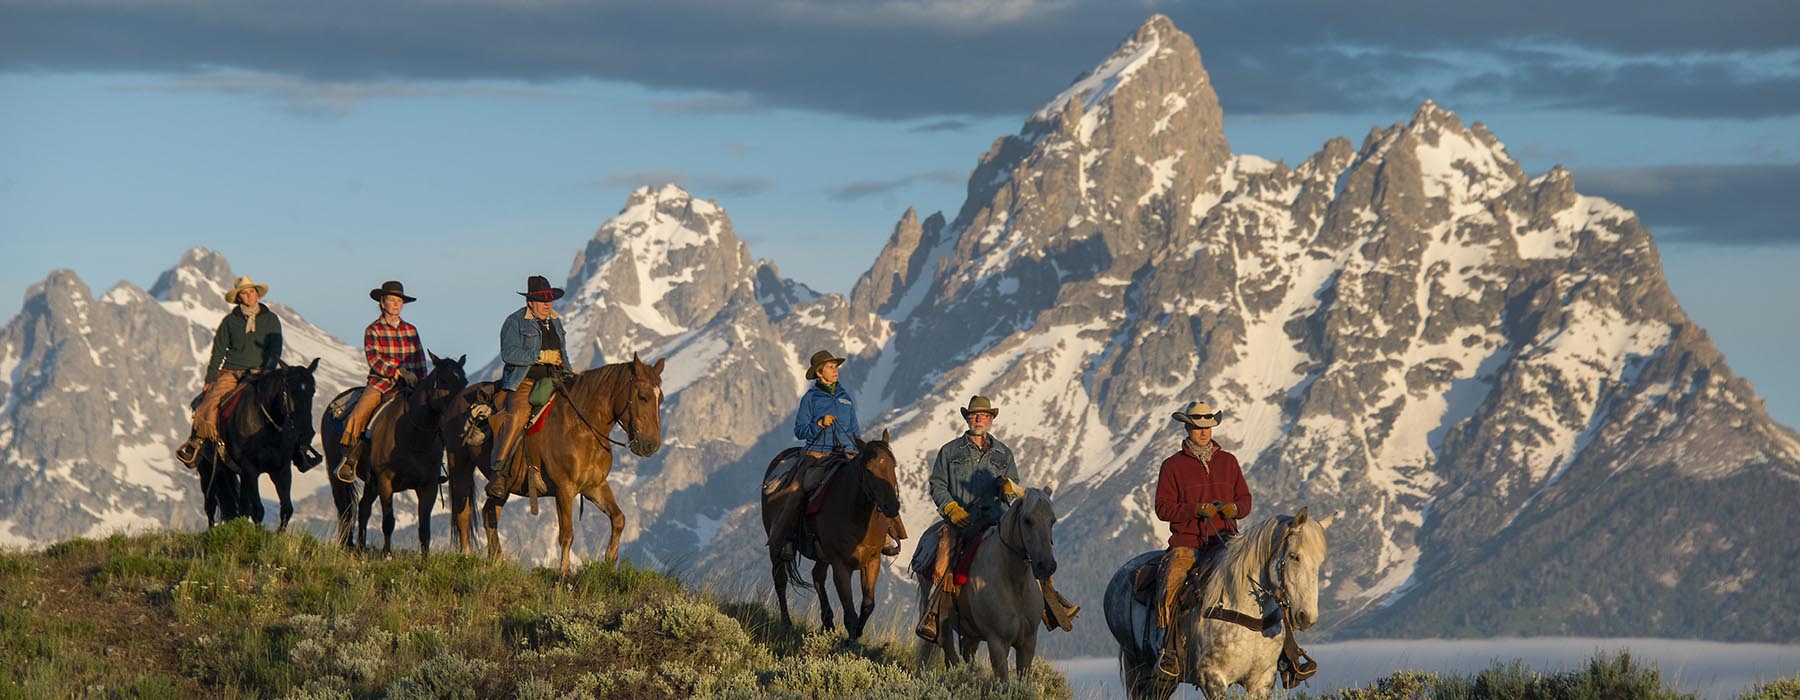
[364,317,427,393]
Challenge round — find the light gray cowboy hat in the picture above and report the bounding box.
[960,395,999,420]
[369,280,418,303]
[805,349,846,380]
[224,276,269,304]
[1171,401,1222,428]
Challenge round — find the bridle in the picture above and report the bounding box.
[257,368,311,443]
[1200,516,1319,688]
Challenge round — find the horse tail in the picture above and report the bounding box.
[782,554,812,593]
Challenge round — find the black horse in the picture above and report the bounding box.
[323,353,468,553]
[195,359,321,530]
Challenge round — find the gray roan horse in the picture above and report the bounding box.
[321,353,468,554]
[1104,509,1333,700]
[914,487,1059,682]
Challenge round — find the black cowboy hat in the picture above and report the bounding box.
[519,275,565,302]
[369,280,417,303]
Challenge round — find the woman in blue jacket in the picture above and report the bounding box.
[767,350,881,561]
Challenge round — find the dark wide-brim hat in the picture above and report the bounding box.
[1172,401,1222,428]
[805,350,846,380]
[960,394,999,420]
[369,280,417,303]
[519,275,565,302]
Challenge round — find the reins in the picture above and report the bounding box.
[553,374,632,451]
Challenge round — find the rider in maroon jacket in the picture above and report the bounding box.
[1152,400,1252,679]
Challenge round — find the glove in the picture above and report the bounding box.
[1220,502,1239,519]
[819,414,837,428]
[1196,502,1218,519]
[1000,477,1024,501]
[396,368,418,386]
[942,501,970,526]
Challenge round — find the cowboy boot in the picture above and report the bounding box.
[484,391,531,500]
[914,586,951,644]
[1155,547,1197,679]
[1157,626,1185,679]
[175,433,203,467]
[335,441,362,483]
[1039,577,1080,631]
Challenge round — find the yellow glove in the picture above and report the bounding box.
[942,501,970,526]
[1196,502,1218,519]
[819,414,837,428]
[1000,477,1024,500]
[1220,502,1239,519]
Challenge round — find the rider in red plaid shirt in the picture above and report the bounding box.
[337,281,428,483]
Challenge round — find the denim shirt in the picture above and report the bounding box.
[793,382,861,453]
[498,307,571,391]
[928,432,1020,526]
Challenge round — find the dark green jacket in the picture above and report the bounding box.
[206,304,283,382]
[928,432,1020,527]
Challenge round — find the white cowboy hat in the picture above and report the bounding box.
[1171,401,1221,428]
[224,276,269,305]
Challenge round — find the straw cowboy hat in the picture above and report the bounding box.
[805,350,846,380]
[518,275,565,302]
[959,395,1000,420]
[224,276,268,305]
[1171,401,1222,428]
[368,280,417,303]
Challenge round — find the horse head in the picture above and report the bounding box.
[1012,487,1059,581]
[1275,507,1335,631]
[421,352,469,416]
[854,429,902,519]
[275,357,321,444]
[622,353,666,457]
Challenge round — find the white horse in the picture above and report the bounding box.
[1104,508,1334,699]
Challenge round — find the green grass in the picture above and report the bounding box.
[0,521,1072,699]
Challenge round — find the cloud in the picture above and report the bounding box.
[647,94,762,114]
[590,170,772,198]
[909,119,974,133]
[114,71,559,117]
[823,170,964,201]
[3,1,1796,120]
[1577,164,1800,245]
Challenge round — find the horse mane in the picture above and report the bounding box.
[1197,514,1289,610]
[564,360,639,406]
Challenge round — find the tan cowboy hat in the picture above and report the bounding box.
[369,280,417,303]
[805,349,846,380]
[960,395,999,420]
[1171,401,1222,428]
[224,276,269,305]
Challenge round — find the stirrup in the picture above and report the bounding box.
[881,534,901,557]
[1156,644,1182,679]
[334,449,359,484]
[175,439,201,467]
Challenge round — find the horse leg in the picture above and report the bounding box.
[830,563,861,640]
[331,479,357,548]
[417,479,438,557]
[772,557,793,628]
[237,466,263,527]
[855,555,879,636]
[555,490,577,577]
[581,483,625,563]
[269,463,294,533]
[448,455,474,554]
[986,638,1011,681]
[357,477,377,551]
[957,636,980,665]
[378,480,396,556]
[812,561,834,631]
[1016,632,1038,682]
[483,498,505,560]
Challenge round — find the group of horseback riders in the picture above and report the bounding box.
[176,273,572,497]
[174,274,1262,685]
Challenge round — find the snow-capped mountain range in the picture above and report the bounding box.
[3,15,1795,652]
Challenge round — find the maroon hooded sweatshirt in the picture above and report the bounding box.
[1153,441,1252,549]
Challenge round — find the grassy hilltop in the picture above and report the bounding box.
[0,522,1068,699]
[2,523,1796,700]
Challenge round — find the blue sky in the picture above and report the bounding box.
[1,1,1796,428]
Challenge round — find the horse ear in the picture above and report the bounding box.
[429,350,441,364]
[1294,507,1310,526]
[457,354,467,366]
[307,357,320,372]
[881,429,890,443]
[653,357,666,376]
[1318,511,1338,529]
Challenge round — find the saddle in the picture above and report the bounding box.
[908,520,989,587]
[326,387,402,437]
[524,393,558,436]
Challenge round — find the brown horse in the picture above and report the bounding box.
[915,488,1059,681]
[441,380,499,554]
[761,431,905,640]
[322,353,467,554]
[483,355,666,574]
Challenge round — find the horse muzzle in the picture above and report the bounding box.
[1033,559,1057,581]
[629,438,660,457]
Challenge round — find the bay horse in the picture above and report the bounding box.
[761,431,904,640]
[321,353,467,554]
[195,359,320,531]
[1104,509,1334,700]
[914,487,1058,681]
[483,354,666,574]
